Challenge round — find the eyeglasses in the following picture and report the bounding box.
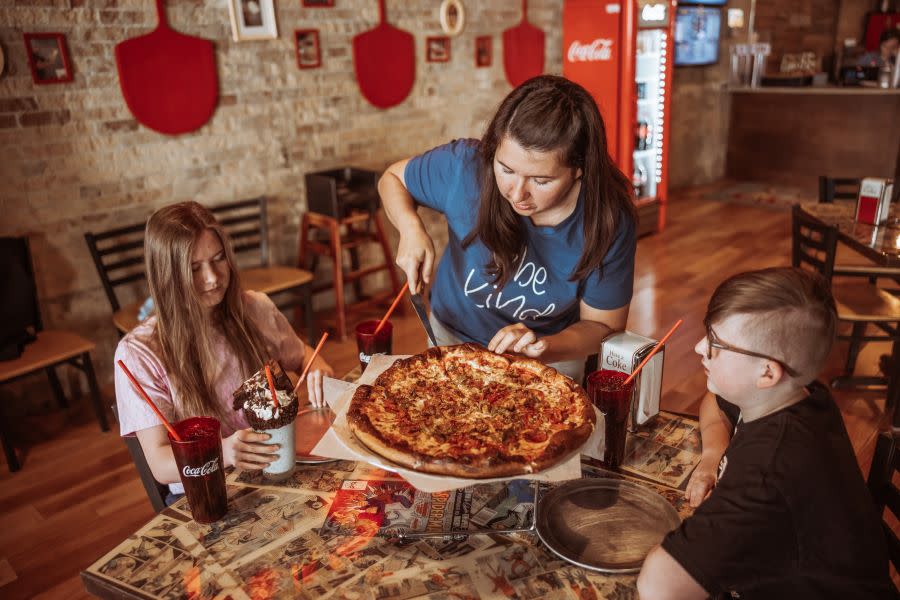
[706,327,800,378]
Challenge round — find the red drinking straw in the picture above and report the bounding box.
[117,359,182,441]
[623,319,684,386]
[297,332,329,386]
[264,364,280,409]
[373,281,409,335]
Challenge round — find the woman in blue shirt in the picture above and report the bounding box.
[377,75,637,382]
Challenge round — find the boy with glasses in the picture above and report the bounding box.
[637,267,892,599]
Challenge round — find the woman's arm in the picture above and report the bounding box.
[684,391,732,507]
[488,301,628,363]
[378,158,435,294]
[135,424,282,484]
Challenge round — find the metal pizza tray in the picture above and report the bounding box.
[535,477,680,574]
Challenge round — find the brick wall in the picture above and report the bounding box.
[0,0,565,397]
[753,0,843,72]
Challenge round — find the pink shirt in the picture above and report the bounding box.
[114,291,306,438]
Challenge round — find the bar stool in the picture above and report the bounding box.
[298,168,402,340]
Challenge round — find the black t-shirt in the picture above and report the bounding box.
[662,382,894,599]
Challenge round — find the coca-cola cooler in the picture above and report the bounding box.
[563,0,676,234]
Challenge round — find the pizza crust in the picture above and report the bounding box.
[346,344,595,479]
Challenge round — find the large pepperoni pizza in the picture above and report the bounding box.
[347,344,595,478]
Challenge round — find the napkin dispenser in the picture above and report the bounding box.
[600,331,664,428]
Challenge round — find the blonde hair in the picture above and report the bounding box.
[704,267,837,383]
[145,201,269,420]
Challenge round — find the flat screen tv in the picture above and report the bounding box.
[674,5,722,66]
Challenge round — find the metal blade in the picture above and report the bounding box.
[409,293,438,347]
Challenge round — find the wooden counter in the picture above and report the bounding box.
[725,86,900,193]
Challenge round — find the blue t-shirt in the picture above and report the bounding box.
[404,139,636,345]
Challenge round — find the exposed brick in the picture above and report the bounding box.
[102,119,138,132]
[19,110,71,127]
[0,97,39,113]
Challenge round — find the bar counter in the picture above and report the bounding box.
[726,85,900,193]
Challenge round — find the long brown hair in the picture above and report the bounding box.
[463,75,636,288]
[145,202,268,420]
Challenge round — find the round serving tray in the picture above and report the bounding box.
[535,477,680,574]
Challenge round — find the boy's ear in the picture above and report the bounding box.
[756,361,784,389]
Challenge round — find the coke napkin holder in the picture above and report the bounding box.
[855,177,894,226]
[599,331,663,430]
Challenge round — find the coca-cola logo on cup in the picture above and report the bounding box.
[182,459,220,478]
[567,39,614,63]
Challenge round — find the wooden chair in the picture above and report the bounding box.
[791,206,900,403]
[866,431,900,572]
[817,175,900,280]
[85,197,315,342]
[0,237,109,472]
[111,404,168,513]
[818,176,860,204]
[298,168,401,340]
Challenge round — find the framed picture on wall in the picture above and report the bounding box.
[475,35,492,67]
[302,0,335,6]
[23,33,73,84]
[426,36,450,63]
[295,29,321,69]
[228,0,278,42]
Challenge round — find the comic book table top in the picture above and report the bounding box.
[81,410,703,599]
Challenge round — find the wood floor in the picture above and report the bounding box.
[0,189,892,599]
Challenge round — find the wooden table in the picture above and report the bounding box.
[81,408,702,599]
[799,202,900,267]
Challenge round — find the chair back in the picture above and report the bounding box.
[84,223,147,313]
[111,403,168,512]
[818,176,860,204]
[867,431,900,570]
[791,205,838,283]
[210,197,271,269]
[85,198,272,312]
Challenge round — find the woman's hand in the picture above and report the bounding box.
[488,323,548,357]
[222,429,278,471]
[302,353,334,409]
[395,227,435,294]
[684,456,719,507]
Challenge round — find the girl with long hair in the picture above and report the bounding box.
[378,75,637,382]
[114,202,332,499]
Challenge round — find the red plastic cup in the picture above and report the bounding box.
[168,416,228,523]
[355,320,393,372]
[587,370,635,468]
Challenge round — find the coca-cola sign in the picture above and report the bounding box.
[182,459,220,478]
[567,39,614,62]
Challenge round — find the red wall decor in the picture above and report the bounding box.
[295,29,322,69]
[475,35,492,67]
[426,36,451,63]
[23,33,73,85]
[352,0,415,109]
[115,0,218,135]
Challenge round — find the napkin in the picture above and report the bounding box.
[313,354,603,493]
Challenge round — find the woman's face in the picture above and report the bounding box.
[191,229,230,310]
[493,135,583,226]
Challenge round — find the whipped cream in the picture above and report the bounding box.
[244,389,296,421]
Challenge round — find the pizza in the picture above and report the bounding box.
[346,343,595,478]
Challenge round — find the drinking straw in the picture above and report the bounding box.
[117,359,182,441]
[373,281,409,335]
[264,364,280,409]
[623,319,684,386]
[297,332,330,385]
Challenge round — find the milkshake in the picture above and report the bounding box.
[233,361,299,481]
